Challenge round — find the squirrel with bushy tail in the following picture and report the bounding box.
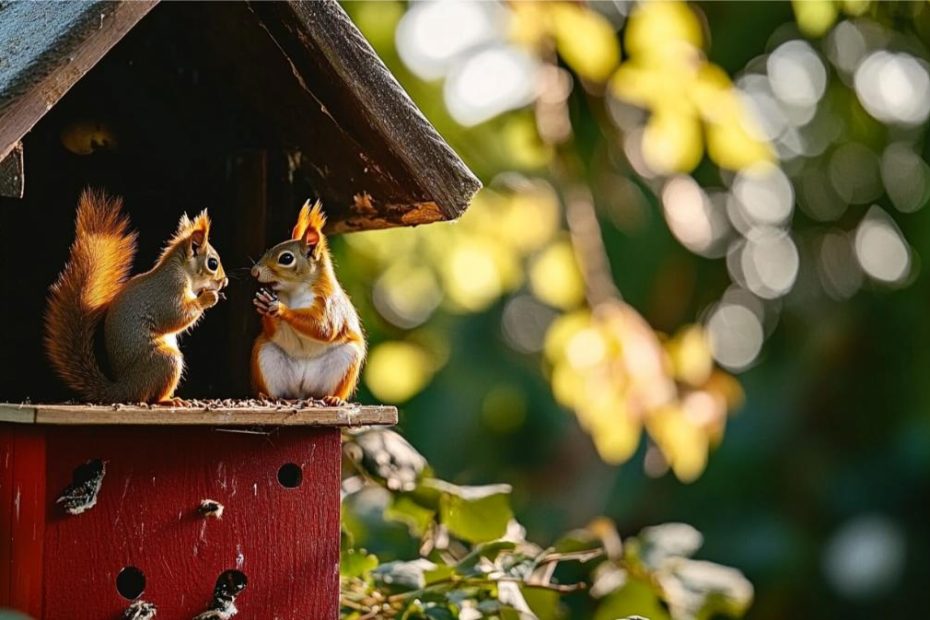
[45,190,228,403]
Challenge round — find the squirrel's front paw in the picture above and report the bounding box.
[253,289,281,317]
[197,288,220,309]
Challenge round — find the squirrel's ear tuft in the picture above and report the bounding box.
[291,199,326,246]
[176,213,192,234]
[189,210,211,254]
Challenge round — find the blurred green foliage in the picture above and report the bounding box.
[335,1,930,618]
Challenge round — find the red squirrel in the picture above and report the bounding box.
[45,190,228,403]
[250,200,366,404]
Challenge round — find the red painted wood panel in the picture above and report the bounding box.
[9,427,46,618]
[0,426,14,605]
[42,426,340,619]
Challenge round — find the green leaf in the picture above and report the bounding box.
[423,563,457,586]
[521,586,564,620]
[386,494,438,536]
[420,479,514,543]
[594,578,671,620]
[457,540,518,573]
[341,548,379,579]
[423,608,457,620]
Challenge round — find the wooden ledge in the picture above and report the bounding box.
[0,402,397,427]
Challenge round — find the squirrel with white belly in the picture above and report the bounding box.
[250,200,365,404]
[45,190,228,403]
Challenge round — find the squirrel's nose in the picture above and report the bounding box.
[221,277,229,289]
[250,266,260,279]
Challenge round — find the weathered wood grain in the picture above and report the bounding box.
[0,403,397,426]
[0,1,158,161]
[4,427,46,617]
[0,142,24,198]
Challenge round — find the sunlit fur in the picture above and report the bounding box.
[46,190,137,395]
[251,201,365,401]
[45,190,228,402]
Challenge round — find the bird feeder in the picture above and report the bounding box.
[0,1,479,618]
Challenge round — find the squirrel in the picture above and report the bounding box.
[250,200,366,405]
[44,189,228,404]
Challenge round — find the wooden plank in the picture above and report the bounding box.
[0,142,24,198]
[0,403,396,427]
[42,426,341,618]
[0,427,14,605]
[0,406,35,424]
[280,0,481,220]
[9,427,46,618]
[0,1,158,161]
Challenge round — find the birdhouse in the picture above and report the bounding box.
[0,1,479,618]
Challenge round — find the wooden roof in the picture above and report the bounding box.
[0,0,480,232]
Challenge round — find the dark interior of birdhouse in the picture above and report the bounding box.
[0,3,340,402]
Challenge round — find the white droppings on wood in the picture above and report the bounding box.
[217,462,228,490]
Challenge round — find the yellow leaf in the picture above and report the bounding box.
[550,361,584,409]
[705,118,773,172]
[551,3,621,82]
[610,63,687,112]
[501,187,561,254]
[641,111,704,174]
[441,238,506,312]
[530,240,586,310]
[544,311,592,362]
[625,1,703,61]
[791,0,839,38]
[364,342,435,403]
[509,1,550,50]
[840,0,871,16]
[646,406,708,483]
[666,325,714,387]
[586,395,642,464]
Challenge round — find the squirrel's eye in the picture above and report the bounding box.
[278,252,295,266]
[207,257,219,272]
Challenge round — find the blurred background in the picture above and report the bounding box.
[334,1,930,618]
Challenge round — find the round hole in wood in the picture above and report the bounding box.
[116,566,145,600]
[216,569,248,597]
[277,463,303,488]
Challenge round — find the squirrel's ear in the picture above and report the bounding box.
[291,199,326,247]
[189,210,211,255]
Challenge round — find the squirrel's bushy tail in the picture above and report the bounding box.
[45,190,138,400]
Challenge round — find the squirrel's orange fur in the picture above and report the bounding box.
[45,190,228,403]
[251,200,366,403]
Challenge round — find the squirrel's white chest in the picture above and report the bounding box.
[257,339,356,399]
[269,289,327,357]
[269,321,329,358]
